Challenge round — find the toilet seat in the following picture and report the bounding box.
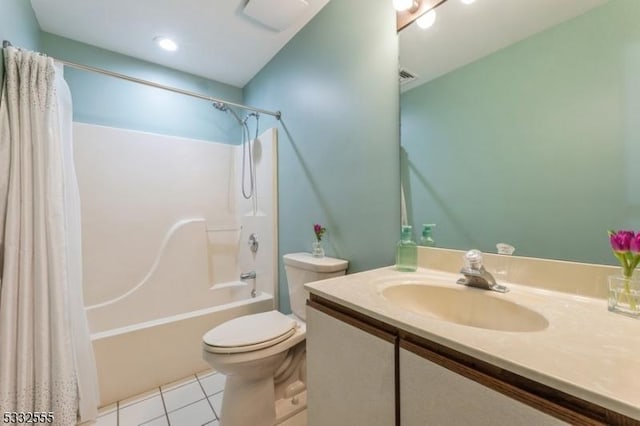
[203,310,297,354]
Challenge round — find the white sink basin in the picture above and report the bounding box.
[382,284,548,332]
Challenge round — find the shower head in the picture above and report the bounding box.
[212,101,228,112]
[212,101,246,126]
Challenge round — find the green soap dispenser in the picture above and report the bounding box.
[396,225,417,272]
[419,224,436,247]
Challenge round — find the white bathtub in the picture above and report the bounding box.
[90,284,274,406]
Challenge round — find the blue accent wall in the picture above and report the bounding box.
[40,33,244,143]
[0,0,41,85]
[401,0,640,265]
[245,0,401,311]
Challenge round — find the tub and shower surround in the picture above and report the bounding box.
[74,123,278,405]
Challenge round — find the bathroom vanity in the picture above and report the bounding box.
[304,249,640,426]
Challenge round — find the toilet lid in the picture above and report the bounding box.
[283,252,349,273]
[203,311,297,354]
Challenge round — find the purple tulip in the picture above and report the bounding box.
[609,230,640,287]
[609,230,635,252]
[631,233,640,254]
[313,223,326,241]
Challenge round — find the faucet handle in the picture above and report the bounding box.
[464,249,484,270]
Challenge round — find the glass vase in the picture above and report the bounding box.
[608,274,640,318]
[312,241,325,258]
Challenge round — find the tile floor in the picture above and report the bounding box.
[90,369,307,426]
[92,370,225,426]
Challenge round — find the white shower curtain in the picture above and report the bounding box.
[0,47,99,424]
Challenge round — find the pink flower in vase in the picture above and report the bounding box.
[610,230,634,253]
[608,230,640,313]
[631,233,640,254]
[313,224,327,242]
[608,230,640,278]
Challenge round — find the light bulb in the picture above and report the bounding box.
[461,0,476,4]
[154,37,178,52]
[393,0,415,12]
[416,9,436,29]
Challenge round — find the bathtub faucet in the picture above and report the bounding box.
[240,271,257,297]
[240,271,256,281]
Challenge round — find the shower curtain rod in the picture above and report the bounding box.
[2,40,282,120]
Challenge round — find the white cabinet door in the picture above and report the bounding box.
[400,347,567,426]
[306,305,396,426]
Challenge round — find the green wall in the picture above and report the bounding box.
[40,33,244,143]
[245,0,401,311]
[401,0,640,265]
[0,0,41,86]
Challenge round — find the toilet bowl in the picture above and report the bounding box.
[202,252,348,426]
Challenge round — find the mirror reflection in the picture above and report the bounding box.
[399,0,638,265]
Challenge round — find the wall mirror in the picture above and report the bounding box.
[399,0,639,265]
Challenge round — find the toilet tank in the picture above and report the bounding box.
[283,253,348,321]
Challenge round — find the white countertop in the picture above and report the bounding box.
[305,266,640,421]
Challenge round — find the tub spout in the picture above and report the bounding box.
[240,271,256,281]
[240,271,257,297]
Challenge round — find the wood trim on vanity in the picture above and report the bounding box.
[400,338,599,425]
[307,296,396,343]
[308,294,639,426]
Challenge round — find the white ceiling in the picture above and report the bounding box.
[30,0,611,92]
[400,0,610,92]
[30,0,330,88]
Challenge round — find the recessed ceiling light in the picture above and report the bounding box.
[153,36,178,52]
[461,0,476,4]
[416,9,436,29]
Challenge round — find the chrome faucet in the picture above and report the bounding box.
[240,271,257,298]
[456,250,508,293]
[240,271,256,281]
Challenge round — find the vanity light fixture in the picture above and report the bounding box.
[153,36,178,52]
[393,0,420,12]
[416,9,436,29]
[396,0,447,32]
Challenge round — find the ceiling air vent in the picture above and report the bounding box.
[243,0,309,32]
[399,68,418,85]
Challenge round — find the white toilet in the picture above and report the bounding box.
[202,252,348,426]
